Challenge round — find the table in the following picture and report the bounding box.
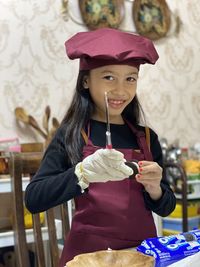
[169,251,200,267]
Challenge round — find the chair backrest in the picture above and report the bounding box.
[9,152,70,267]
[21,142,44,153]
[163,162,188,232]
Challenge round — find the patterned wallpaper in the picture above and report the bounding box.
[0,0,199,147]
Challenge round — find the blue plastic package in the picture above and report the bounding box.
[137,229,200,267]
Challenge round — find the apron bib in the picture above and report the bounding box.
[59,121,156,266]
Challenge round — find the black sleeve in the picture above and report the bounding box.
[143,129,176,217]
[24,126,83,214]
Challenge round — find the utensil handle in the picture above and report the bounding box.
[106,131,112,149]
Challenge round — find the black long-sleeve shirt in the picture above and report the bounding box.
[25,120,176,217]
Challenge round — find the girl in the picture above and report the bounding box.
[25,28,176,266]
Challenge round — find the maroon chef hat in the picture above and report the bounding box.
[65,28,159,70]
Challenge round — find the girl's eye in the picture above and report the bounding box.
[127,76,137,82]
[103,75,114,81]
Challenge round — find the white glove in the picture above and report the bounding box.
[75,149,133,190]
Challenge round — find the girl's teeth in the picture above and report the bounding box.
[109,100,124,104]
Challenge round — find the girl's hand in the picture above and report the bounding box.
[75,148,133,184]
[135,160,163,201]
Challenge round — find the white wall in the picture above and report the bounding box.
[0,0,199,147]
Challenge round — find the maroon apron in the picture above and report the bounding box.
[59,121,157,266]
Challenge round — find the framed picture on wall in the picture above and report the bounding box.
[132,0,171,40]
[79,0,125,30]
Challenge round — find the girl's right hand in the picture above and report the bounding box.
[75,148,133,184]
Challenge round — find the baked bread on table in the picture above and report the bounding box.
[66,250,154,267]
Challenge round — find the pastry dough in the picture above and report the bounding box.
[66,250,154,267]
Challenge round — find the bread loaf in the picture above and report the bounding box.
[66,250,154,267]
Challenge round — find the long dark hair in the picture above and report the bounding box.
[61,70,145,165]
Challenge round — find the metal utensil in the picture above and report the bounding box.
[104,92,139,178]
[104,92,112,149]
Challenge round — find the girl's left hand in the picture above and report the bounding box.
[135,160,163,201]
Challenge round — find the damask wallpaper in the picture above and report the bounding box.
[0,0,199,147]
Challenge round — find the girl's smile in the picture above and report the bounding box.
[108,98,126,109]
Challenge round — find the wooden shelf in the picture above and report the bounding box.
[0,177,30,193]
[0,219,62,248]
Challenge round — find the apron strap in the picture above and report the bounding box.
[145,126,151,152]
[81,123,91,145]
[81,122,152,160]
[124,120,153,161]
[81,129,88,144]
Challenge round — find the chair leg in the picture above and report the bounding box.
[33,213,46,267]
[46,209,60,267]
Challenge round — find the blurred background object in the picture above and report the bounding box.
[160,137,200,234]
[15,106,60,148]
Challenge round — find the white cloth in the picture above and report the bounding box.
[75,148,133,184]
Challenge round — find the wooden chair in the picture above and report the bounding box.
[9,152,70,267]
[21,142,44,153]
[163,162,188,232]
[0,142,43,175]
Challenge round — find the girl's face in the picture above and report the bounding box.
[85,64,139,124]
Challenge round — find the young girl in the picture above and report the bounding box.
[25,28,176,266]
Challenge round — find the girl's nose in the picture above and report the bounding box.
[114,82,125,94]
